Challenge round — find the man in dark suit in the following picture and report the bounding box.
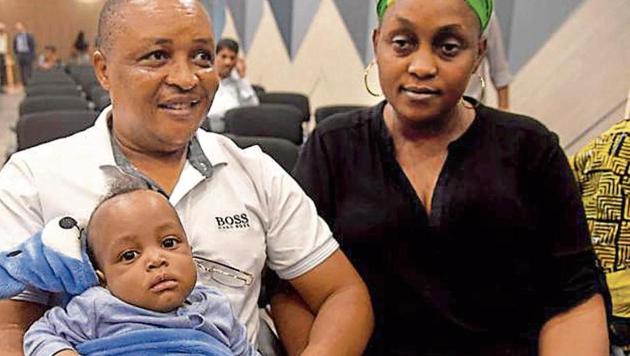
[13,22,36,86]
[0,22,8,93]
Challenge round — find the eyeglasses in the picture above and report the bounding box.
[193,256,254,288]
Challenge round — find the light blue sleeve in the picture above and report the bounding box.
[24,289,98,356]
[196,286,258,356]
[226,309,259,356]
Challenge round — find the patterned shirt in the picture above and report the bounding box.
[571,118,630,317]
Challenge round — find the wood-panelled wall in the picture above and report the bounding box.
[0,0,106,61]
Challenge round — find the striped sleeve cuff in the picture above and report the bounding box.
[275,236,339,280]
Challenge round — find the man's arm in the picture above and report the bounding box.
[485,13,512,111]
[0,300,46,355]
[286,250,373,356]
[261,127,372,354]
[271,285,314,355]
[497,85,509,111]
[539,294,608,355]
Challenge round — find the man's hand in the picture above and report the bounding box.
[278,250,373,355]
[0,299,47,355]
[235,57,247,78]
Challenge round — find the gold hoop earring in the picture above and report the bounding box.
[478,73,487,104]
[364,61,382,97]
[462,73,486,109]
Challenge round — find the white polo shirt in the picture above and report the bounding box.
[0,106,338,342]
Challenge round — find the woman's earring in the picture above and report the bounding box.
[364,61,382,97]
[478,73,487,103]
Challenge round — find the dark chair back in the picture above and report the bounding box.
[231,135,299,173]
[74,71,99,91]
[224,104,303,145]
[30,68,68,79]
[27,74,75,86]
[315,105,367,124]
[16,110,98,151]
[66,64,93,76]
[252,84,266,97]
[19,96,91,116]
[26,85,82,97]
[94,92,111,112]
[257,92,310,122]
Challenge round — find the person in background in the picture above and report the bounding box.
[0,22,8,93]
[71,31,90,65]
[464,10,512,110]
[571,112,630,356]
[0,0,373,355]
[37,45,61,71]
[206,38,259,132]
[273,0,608,354]
[12,22,35,86]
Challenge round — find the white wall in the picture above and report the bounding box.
[219,0,629,142]
[510,0,630,155]
[221,0,382,113]
[507,0,585,72]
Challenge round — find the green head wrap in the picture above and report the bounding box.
[376,0,494,32]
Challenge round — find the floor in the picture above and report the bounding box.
[0,87,23,166]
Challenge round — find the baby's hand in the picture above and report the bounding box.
[53,349,79,356]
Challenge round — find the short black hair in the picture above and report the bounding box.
[96,0,208,54]
[85,172,153,269]
[216,38,239,55]
[95,0,127,54]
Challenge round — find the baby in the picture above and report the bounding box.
[24,178,258,356]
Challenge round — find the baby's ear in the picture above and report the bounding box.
[96,270,107,287]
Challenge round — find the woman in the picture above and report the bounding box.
[71,31,90,65]
[37,45,61,70]
[276,0,608,354]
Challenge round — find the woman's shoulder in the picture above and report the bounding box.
[311,102,383,140]
[478,105,558,144]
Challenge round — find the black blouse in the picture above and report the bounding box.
[294,101,600,355]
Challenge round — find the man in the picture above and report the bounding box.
[206,38,259,132]
[0,22,8,93]
[571,113,630,355]
[0,1,373,355]
[12,22,36,86]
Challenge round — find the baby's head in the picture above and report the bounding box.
[86,178,197,312]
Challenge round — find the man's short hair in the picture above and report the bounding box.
[216,38,239,55]
[96,0,207,54]
[95,0,127,54]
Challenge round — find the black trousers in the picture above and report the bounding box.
[16,55,33,86]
